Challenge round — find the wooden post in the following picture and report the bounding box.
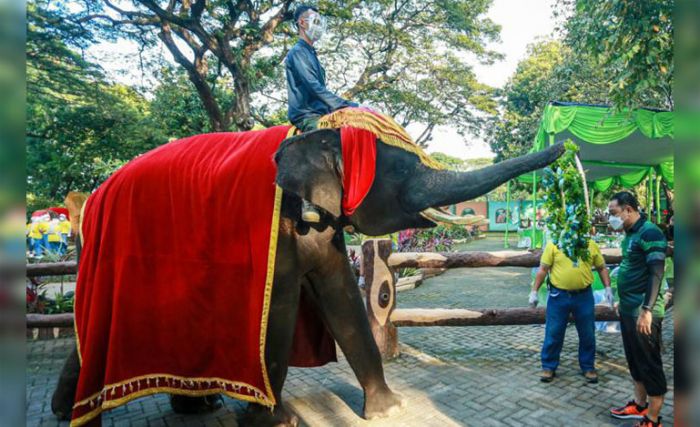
[362,239,399,360]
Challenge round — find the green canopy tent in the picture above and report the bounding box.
[503,101,674,248]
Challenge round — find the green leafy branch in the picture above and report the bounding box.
[542,140,591,265]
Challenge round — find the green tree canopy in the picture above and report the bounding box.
[555,0,673,110]
[487,39,609,161]
[303,0,502,146]
[27,1,167,211]
[73,0,501,143]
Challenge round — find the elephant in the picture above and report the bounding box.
[51,127,564,426]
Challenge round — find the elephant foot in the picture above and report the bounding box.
[51,395,73,421]
[52,346,80,421]
[363,387,406,420]
[51,384,76,420]
[170,394,223,414]
[240,403,299,427]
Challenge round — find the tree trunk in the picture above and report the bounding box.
[231,70,254,131]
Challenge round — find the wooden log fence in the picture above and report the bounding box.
[391,306,619,327]
[388,248,624,269]
[25,245,672,354]
[359,239,661,360]
[27,313,74,328]
[27,261,77,277]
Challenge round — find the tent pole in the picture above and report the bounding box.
[532,171,536,249]
[646,171,652,216]
[504,180,511,248]
[655,172,662,224]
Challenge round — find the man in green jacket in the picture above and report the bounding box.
[607,192,667,427]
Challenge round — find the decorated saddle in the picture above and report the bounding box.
[71,109,439,426]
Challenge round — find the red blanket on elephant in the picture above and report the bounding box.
[71,125,342,426]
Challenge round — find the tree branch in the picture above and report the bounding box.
[158,23,226,130]
[241,0,293,61]
[138,0,220,53]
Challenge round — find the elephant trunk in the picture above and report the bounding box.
[402,143,565,212]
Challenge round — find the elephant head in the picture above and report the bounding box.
[275,128,564,235]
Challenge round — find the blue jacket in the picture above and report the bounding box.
[285,39,357,126]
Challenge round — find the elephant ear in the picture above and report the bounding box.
[275,129,343,218]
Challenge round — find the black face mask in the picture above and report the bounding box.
[666,225,674,241]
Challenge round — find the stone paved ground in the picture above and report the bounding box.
[27,235,674,426]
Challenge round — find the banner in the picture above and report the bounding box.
[487,200,545,231]
[488,201,520,231]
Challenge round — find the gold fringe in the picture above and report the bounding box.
[70,383,271,427]
[317,108,445,170]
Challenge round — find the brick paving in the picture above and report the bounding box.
[27,235,674,426]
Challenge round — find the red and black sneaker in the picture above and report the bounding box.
[610,400,648,419]
[633,416,662,427]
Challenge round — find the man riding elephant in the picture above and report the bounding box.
[286,5,358,223]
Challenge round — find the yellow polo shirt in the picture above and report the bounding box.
[47,223,62,242]
[28,222,44,239]
[58,220,71,235]
[540,241,605,290]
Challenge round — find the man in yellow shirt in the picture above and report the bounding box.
[28,216,48,257]
[58,213,71,255]
[47,217,63,253]
[27,218,40,257]
[39,214,51,255]
[530,240,612,383]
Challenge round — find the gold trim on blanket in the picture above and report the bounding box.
[74,197,89,367]
[259,183,283,405]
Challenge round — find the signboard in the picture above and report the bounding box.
[487,200,545,231]
[488,201,520,231]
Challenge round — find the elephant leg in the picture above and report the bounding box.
[241,236,302,427]
[306,235,405,420]
[51,343,80,420]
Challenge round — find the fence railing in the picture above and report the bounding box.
[361,239,625,360]
[26,243,672,356]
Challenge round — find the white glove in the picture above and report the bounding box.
[604,287,615,308]
[528,290,539,308]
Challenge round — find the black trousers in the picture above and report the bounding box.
[619,314,668,396]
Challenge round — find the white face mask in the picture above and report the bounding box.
[608,214,624,231]
[304,12,326,42]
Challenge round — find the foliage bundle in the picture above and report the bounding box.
[541,140,591,265]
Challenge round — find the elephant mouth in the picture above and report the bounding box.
[419,207,489,227]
